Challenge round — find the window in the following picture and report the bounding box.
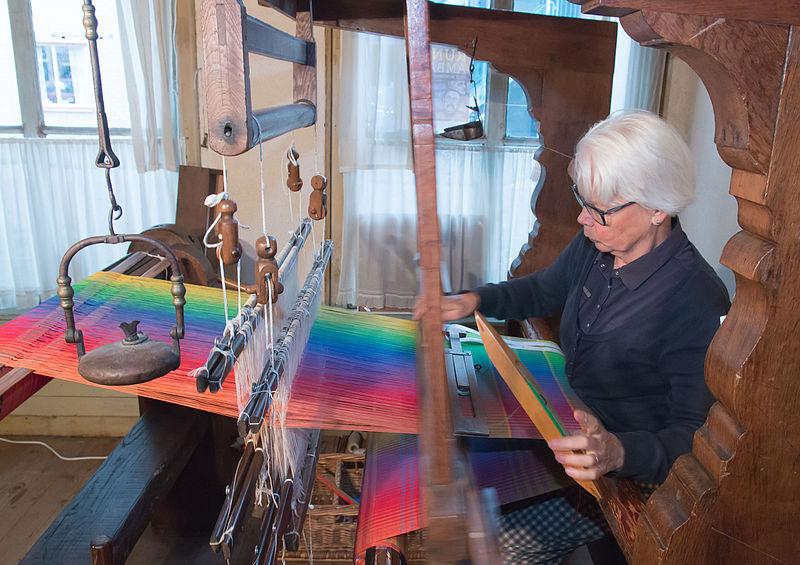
[0,0,130,135]
[429,0,541,144]
[38,43,85,106]
[431,46,488,133]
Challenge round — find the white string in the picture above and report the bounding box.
[202,189,231,325]
[0,436,107,461]
[268,277,275,368]
[218,251,230,325]
[236,260,242,318]
[283,145,297,225]
[256,121,268,238]
[222,155,229,192]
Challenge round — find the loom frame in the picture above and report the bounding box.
[257,1,800,562]
[200,0,317,156]
[7,1,797,562]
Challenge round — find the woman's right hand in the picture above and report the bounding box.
[412,292,480,322]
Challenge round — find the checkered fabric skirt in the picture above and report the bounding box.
[497,486,610,565]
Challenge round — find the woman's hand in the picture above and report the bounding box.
[412,292,480,322]
[547,410,625,481]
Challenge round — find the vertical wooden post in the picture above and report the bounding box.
[403,2,499,563]
[294,0,317,107]
[404,0,451,493]
[175,0,202,166]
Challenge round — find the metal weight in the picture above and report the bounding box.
[57,234,187,385]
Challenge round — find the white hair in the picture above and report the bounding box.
[570,110,695,216]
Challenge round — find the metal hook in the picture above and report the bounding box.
[83,0,122,236]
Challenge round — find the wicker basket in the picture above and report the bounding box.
[283,452,363,562]
[283,448,426,563]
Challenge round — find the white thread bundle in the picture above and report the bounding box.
[253,240,331,511]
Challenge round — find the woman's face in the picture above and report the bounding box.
[577,196,656,257]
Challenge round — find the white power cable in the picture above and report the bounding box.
[0,436,108,461]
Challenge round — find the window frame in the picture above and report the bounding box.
[432,0,540,148]
[2,0,130,138]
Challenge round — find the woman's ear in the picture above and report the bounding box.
[652,210,668,226]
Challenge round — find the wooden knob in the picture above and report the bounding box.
[216,199,242,265]
[286,148,302,192]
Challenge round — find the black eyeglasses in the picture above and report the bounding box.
[571,183,635,226]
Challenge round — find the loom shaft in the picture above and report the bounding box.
[239,240,333,437]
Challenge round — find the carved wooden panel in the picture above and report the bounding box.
[574,7,800,564]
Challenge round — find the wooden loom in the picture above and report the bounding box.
[256,0,797,562]
[2,1,798,564]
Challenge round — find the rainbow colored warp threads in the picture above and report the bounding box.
[289,313,583,438]
[0,271,240,416]
[0,272,583,439]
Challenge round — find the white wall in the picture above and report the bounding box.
[662,56,739,296]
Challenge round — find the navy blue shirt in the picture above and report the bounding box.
[475,221,730,483]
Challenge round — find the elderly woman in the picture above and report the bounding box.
[434,110,730,563]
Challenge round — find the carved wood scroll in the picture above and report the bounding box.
[565,3,800,563]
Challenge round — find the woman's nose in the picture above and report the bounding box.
[577,206,594,226]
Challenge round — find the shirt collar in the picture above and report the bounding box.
[597,218,688,291]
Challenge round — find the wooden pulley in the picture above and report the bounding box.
[286,147,303,192]
[254,235,284,304]
[215,198,243,265]
[308,175,327,220]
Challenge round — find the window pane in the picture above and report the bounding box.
[505,77,539,139]
[0,0,22,127]
[430,0,489,135]
[432,46,487,134]
[30,0,130,128]
[513,0,603,19]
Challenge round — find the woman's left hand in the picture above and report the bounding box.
[547,410,625,481]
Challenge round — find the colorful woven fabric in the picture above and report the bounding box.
[0,271,240,417]
[288,315,583,438]
[355,434,574,557]
[0,273,584,441]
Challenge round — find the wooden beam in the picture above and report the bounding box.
[200,0,317,156]
[246,14,314,64]
[570,0,800,26]
[7,0,43,137]
[176,0,202,166]
[0,368,49,422]
[314,1,616,75]
[21,402,208,565]
[256,0,298,19]
[294,5,317,106]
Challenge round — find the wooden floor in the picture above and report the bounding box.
[0,436,120,564]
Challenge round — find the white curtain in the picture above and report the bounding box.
[337,144,537,308]
[0,138,178,311]
[613,29,667,113]
[338,33,412,172]
[336,31,536,308]
[336,1,668,308]
[115,0,182,173]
